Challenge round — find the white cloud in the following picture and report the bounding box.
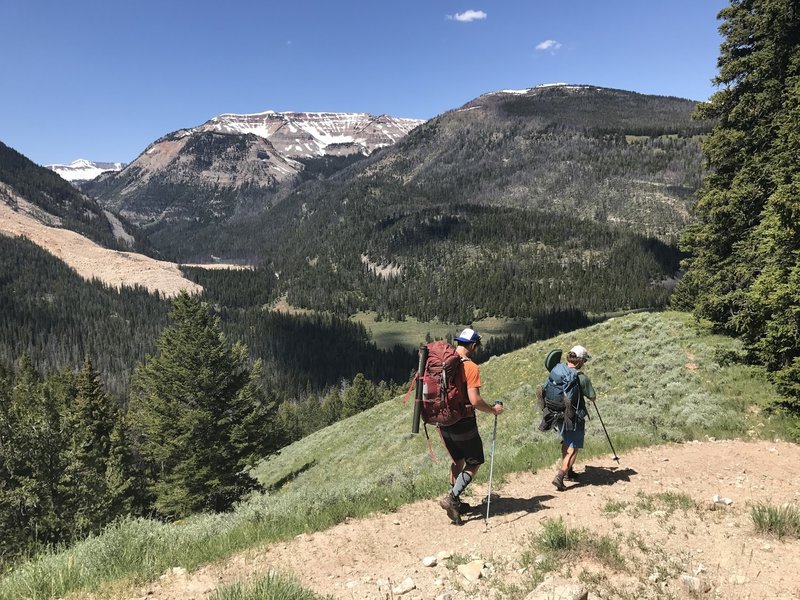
[448,10,488,22]
[536,39,562,52]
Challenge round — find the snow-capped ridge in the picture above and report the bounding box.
[482,83,599,99]
[199,110,423,159]
[46,159,126,183]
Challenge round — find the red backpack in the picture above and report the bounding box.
[420,340,474,426]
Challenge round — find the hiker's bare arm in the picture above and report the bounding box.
[468,387,504,414]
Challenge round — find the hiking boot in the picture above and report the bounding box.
[552,470,567,492]
[438,493,463,525]
[566,469,580,482]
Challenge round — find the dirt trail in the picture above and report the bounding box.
[127,439,800,600]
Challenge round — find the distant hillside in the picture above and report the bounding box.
[367,84,709,238]
[83,130,299,234]
[0,142,203,297]
[0,141,145,252]
[0,235,170,397]
[182,86,710,322]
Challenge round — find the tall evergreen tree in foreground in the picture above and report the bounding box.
[129,292,273,518]
[62,358,132,536]
[0,356,137,561]
[675,0,800,410]
[0,355,67,556]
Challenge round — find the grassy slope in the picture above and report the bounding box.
[1,311,790,600]
[254,310,784,497]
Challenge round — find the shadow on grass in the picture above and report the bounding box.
[265,460,317,492]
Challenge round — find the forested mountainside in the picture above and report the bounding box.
[82,131,300,241]
[168,86,705,322]
[0,236,413,399]
[0,142,148,253]
[369,85,709,239]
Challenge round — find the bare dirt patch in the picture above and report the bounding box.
[126,439,800,600]
[0,195,201,298]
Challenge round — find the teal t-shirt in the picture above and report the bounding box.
[578,372,596,402]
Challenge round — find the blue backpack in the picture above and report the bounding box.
[542,362,581,417]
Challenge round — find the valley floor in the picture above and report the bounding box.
[123,439,800,600]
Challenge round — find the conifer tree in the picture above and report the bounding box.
[62,358,132,536]
[320,387,343,424]
[0,361,24,555]
[129,292,268,518]
[0,355,68,555]
[341,373,381,418]
[675,0,800,410]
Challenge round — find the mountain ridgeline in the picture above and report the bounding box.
[83,111,422,258]
[78,86,712,323]
[171,86,712,322]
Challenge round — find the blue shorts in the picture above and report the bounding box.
[560,427,585,449]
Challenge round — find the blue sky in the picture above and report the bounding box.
[1,1,728,166]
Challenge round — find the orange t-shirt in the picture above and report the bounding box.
[462,358,481,389]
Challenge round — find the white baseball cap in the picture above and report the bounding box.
[454,328,482,344]
[569,345,591,360]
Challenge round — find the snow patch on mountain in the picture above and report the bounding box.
[46,159,125,182]
[200,111,424,159]
[483,83,599,99]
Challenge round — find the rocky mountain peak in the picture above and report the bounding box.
[199,110,424,158]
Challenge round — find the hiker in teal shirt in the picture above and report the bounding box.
[552,345,596,491]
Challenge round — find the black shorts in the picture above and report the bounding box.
[438,417,485,466]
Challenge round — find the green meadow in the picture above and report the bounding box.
[352,310,540,350]
[0,311,793,600]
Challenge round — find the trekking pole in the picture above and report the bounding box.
[592,401,620,462]
[485,401,502,527]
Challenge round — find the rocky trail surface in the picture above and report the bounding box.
[129,440,800,600]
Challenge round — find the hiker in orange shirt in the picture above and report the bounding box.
[438,328,504,525]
